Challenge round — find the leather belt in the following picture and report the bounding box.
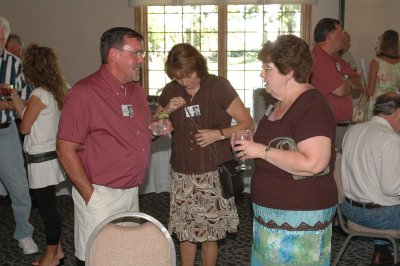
[336,121,352,127]
[345,197,382,209]
[26,151,58,164]
[0,122,11,129]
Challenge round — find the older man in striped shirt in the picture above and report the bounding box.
[0,16,38,255]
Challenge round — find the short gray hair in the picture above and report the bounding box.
[0,16,10,39]
[373,92,400,115]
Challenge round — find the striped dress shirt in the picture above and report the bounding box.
[0,50,31,123]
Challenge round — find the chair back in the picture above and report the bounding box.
[86,211,176,266]
[333,152,345,204]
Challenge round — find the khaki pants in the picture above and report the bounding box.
[72,184,139,261]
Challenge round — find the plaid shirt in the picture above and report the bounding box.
[0,50,31,123]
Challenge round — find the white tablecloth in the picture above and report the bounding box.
[139,136,171,194]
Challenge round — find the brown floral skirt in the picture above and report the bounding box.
[168,169,239,242]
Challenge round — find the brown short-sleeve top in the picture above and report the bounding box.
[252,89,338,210]
[158,74,238,174]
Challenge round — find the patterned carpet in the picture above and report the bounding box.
[0,192,396,265]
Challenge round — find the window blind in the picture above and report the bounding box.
[128,0,317,7]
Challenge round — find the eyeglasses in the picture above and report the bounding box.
[262,63,273,72]
[117,48,146,58]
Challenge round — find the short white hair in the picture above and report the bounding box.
[0,16,11,39]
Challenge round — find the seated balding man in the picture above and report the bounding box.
[341,92,400,265]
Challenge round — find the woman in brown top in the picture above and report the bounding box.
[233,35,337,265]
[156,43,254,266]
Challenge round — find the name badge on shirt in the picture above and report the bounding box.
[121,104,134,117]
[336,62,342,72]
[265,104,276,117]
[185,104,201,117]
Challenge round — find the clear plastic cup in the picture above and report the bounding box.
[150,117,169,136]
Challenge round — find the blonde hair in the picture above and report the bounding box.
[376,30,400,59]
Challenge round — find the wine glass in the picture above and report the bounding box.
[234,129,252,171]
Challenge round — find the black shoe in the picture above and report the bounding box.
[76,257,85,266]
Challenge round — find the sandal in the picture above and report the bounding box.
[32,257,64,266]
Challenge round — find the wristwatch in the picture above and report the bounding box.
[219,129,225,140]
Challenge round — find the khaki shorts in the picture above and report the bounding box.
[72,184,139,261]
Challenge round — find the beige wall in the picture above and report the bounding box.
[312,0,340,39]
[344,0,400,75]
[1,0,339,86]
[1,0,135,85]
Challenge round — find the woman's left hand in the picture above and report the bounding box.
[195,129,221,147]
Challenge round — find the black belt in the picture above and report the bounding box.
[336,121,352,127]
[0,122,10,129]
[26,151,58,164]
[345,197,382,209]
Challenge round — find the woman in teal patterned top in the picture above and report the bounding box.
[366,30,400,120]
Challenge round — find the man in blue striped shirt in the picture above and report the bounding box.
[0,16,38,255]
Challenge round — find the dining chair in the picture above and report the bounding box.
[85,211,176,266]
[333,152,400,265]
